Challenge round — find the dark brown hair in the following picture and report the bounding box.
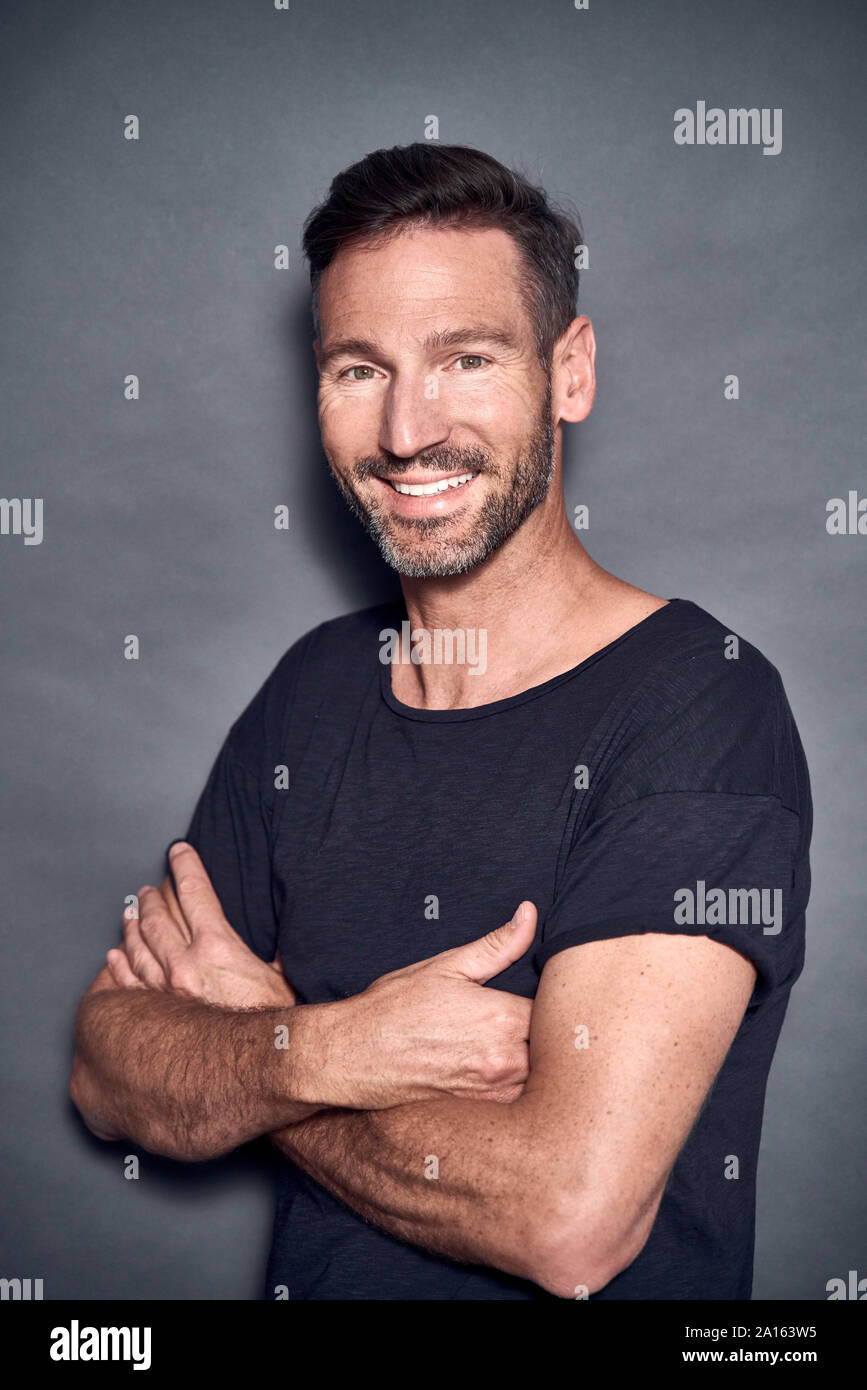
[302,143,583,367]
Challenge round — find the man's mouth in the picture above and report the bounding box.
[381,470,479,497]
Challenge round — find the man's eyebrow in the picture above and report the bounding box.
[318,325,521,370]
[318,337,380,370]
[421,325,522,354]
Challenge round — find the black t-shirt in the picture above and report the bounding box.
[178,597,812,1300]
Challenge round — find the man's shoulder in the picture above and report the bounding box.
[281,598,404,680]
[587,597,808,812]
[222,600,402,763]
[630,597,787,711]
[247,599,402,713]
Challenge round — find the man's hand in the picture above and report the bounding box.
[113,844,538,1110]
[106,842,294,1010]
[321,901,538,1108]
[70,842,326,1159]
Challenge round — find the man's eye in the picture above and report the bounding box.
[454,355,486,370]
[343,365,377,380]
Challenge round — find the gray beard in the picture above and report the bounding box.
[331,379,555,578]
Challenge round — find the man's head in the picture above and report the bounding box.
[302,144,593,578]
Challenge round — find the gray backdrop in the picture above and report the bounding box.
[1,0,864,1300]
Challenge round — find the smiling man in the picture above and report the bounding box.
[70,143,812,1301]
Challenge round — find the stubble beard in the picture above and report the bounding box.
[330,378,555,579]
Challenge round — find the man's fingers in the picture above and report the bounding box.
[447,901,539,984]
[166,842,230,938]
[122,902,168,988]
[106,947,146,990]
[135,886,189,975]
[158,872,192,944]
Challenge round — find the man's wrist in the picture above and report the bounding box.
[285,997,358,1109]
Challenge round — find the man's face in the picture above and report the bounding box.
[314,225,556,578]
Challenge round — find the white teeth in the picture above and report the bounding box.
[390,472,477,496]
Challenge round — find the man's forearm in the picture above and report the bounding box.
[270,1094,559,1286]
[71,988,337,1161]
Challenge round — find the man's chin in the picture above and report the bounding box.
[377,536,495,580]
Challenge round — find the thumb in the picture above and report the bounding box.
[450,902,538,983]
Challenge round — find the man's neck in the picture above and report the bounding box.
[390,492,668,711]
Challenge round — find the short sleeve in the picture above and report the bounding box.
[535,791,805,1001]
[535,641,811,1004]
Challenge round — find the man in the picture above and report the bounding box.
[70,143,812,1300]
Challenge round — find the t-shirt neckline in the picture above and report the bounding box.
[379,597,687,723]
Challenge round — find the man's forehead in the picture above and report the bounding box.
[318,224,531,349]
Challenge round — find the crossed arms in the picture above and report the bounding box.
[70,843,756,1298]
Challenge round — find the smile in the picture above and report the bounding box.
[384,471,479,497]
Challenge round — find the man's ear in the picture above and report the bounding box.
[553,316,596,425]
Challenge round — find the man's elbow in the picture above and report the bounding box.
[527,1189,656,1299]
[69,1053,121,1143]
[69,1054,220,1162]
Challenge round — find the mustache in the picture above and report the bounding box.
[354,446,492,482]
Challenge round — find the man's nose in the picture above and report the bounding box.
[378,374,450,460]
